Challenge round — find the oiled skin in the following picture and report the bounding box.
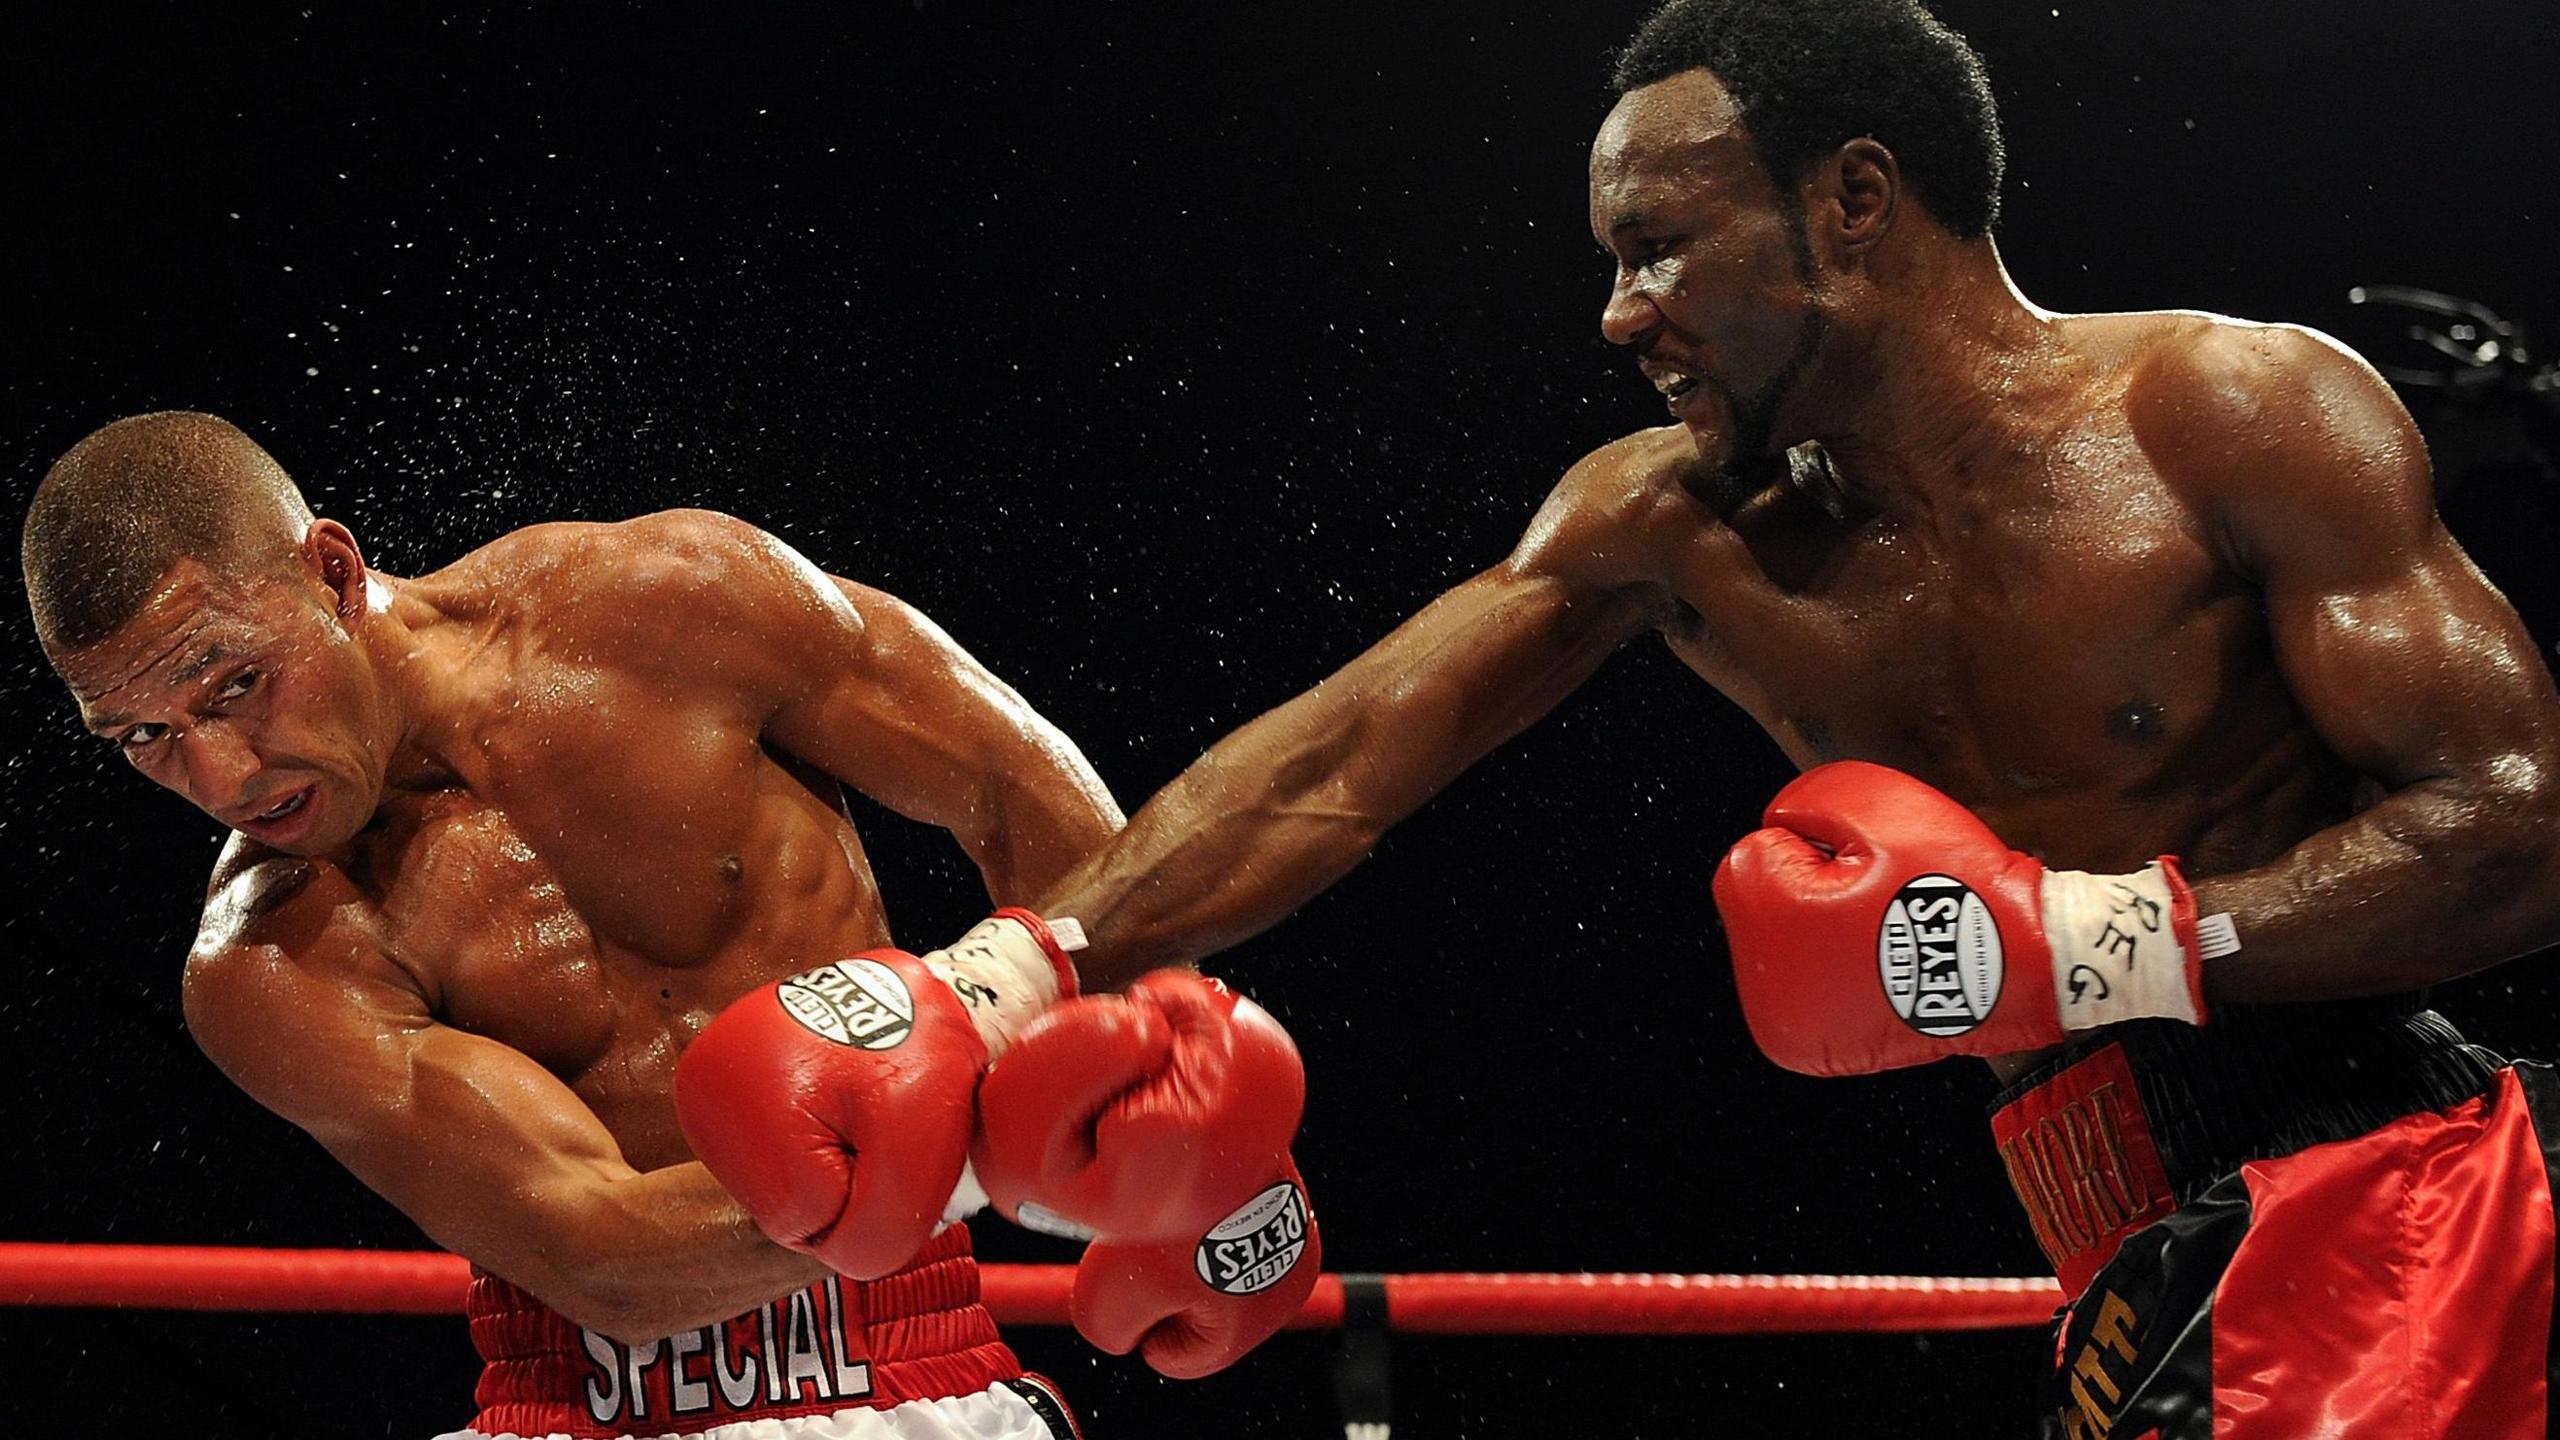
[1030,75,2560,1083]
[63,509,1120,1340]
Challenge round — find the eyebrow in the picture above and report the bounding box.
[170,643,233,686]
[83,642,235,734]
[1596,209,1679,253]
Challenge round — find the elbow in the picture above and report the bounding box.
[2463,754,2560,951]
[500,1232,701,1347]
[549,1267,651,1343]
[2515,787,2560,949]
[513,1253,643,1340]
[585,1308,686,1349]
[539,1269,696,1347]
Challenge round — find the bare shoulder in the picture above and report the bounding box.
[183,835,407,1071]
[593,508,820,582]
[451,511,866,688]
[451,509,837,610]
[2117,311,2418,466]
[193,833,342,958]
[1551,425,1714,512]
[1511,426,1715,585]
[418,517,615,597]
[2107,311,2429,562]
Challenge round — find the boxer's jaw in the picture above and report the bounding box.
[1591,69,1831,462]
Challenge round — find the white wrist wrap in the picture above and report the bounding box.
[924,914,1074,1059]
[935,1161,992,1234]
[2039,863,2205,1030]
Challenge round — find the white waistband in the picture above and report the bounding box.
[436,1379,1055,1440]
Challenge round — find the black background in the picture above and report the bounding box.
[6,3,2556,1436]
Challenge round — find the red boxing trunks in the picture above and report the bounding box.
[444,1224,1081,1440]
[1993,1008,2556,1439]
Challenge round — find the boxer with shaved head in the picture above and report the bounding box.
[24,410,1317,1439]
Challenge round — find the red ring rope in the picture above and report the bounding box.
[0,1244,2061,1334]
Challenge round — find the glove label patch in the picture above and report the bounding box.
[1011,1199,1100,1243]
[777,959,916,1050]
[1193,1181,1311,1296]
[1877,874,2004,1037]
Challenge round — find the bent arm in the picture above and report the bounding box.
[185,874,823,1343]
[1041,453,1678,989]
[2185,333,2560,999]
[621,511,1121,906]
[788,577,1123,904]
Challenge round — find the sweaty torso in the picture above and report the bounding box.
[1621,315,2363,1071]
[225,526,894,1168]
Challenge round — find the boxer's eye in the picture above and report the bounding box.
[214,669,260,703]
[119,724,168,751]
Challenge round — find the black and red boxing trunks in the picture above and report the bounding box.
[441,1224,1082,1440]
[1992,1004,2556,1438]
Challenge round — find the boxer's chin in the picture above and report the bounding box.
[1674,391,1740,473]
[1680,416,1728,469]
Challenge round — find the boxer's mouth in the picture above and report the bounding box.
[1651,369,1718,423]
[238,784,322,845]
[257,789,311,822]
[1640,360,1703,404]
[236,785,316,833]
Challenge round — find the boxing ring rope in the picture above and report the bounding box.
[0,1243,2062,1334]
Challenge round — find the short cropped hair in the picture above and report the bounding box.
[1611,0,2006,238]
[22,412,315,654]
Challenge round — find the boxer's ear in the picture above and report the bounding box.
[302,519,370,620]
[1810,138,1899,262]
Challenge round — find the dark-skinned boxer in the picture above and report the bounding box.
[988,4,2560,1434]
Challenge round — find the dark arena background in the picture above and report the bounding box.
[6,3,2556,1436]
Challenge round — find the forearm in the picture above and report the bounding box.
[510,1160,830,1343]
[1042,703,1406,989]
[2197,772,2560,1002]
[1046,574,1648,990]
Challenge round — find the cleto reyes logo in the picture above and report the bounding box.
[1194,1181,1311,1297]
[775,959,915,1050]
[1876,874,2004,1037]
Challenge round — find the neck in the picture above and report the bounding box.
[353,573,470,794]
[1802,237,2069,515]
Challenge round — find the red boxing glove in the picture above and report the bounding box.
[973,969,1304,1242]
[1069,1158,1321,1380]
[674,949,985,1280]
[1713,762,2229,1076]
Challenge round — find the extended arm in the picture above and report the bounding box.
[184,861,823,1343]
[1040,442,1683,988]
[2184,330,2560,998]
